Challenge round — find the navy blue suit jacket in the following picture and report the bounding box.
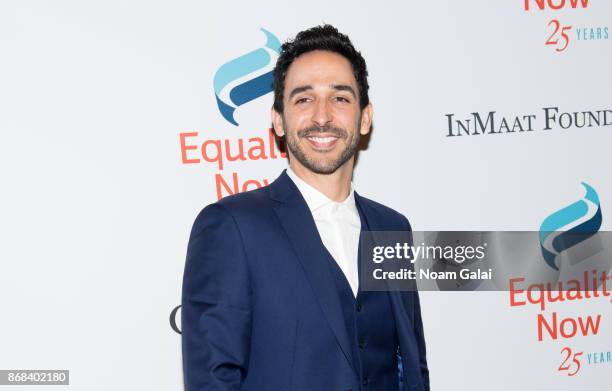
[182,170,429,390]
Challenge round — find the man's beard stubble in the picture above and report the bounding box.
[283,117,361,175]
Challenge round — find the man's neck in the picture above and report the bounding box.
[288,160,354,202]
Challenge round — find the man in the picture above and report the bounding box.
[182,24,429,391]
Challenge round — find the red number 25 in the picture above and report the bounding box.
[558,347,583,376]
[546,20,572,52]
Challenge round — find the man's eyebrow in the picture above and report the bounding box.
[331,84,356,98]
[288,84,358,100]
[288,85,313,99]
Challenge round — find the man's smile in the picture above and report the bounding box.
[304,133,342,150]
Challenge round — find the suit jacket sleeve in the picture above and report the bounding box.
[411,283,429,391]
[182,203,252,390]
[402,215,430,391]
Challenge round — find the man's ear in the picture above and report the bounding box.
[271,107,285,137]
[359,103,373,135]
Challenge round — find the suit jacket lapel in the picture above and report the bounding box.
[356,191,415,385]
[269,170,357,376]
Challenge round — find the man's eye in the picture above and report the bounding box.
[295,98,310,104]
[334,96,350,103]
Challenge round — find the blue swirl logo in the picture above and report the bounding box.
[539,182,602,270]
[213,28,281,126]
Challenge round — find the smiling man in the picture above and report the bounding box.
[182,25,429,391]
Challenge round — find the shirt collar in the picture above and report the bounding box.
[286,167,356,213]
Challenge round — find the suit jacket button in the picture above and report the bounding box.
[356,303,362,312]
[362,377,369,386]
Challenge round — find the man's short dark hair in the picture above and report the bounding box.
[272,24,370,114]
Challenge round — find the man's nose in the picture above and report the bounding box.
[311,99,332,127]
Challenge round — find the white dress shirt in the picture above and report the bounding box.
[286,167,361,297]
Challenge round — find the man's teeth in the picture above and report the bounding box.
[308,136,336,143]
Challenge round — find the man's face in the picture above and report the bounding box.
[272,50,372,175]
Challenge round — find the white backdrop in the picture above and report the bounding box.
[1,1,611,389]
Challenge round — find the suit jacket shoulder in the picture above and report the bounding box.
[198,183,275,224]
[355,193,412,232]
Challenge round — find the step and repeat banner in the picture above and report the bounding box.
[1,1,610,389]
